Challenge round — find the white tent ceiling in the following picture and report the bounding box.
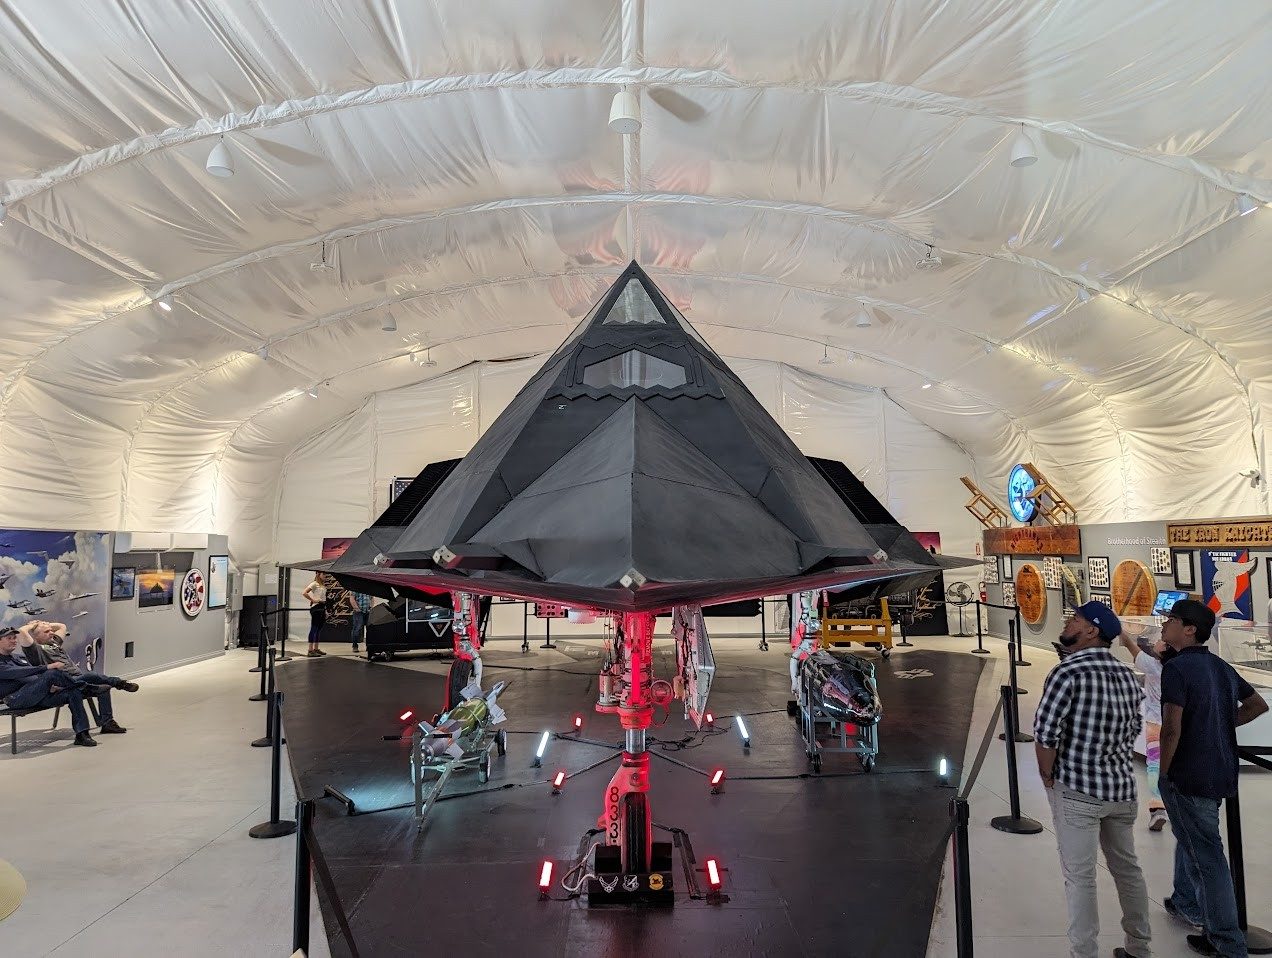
[0,0,1269,558]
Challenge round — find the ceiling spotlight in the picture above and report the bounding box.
[854,305,873,328]
[915,245,943,270]
[921,381,933,389]
[608,87,641,134]
[1009,123,1038,168]
[1236,194,1259,217]
[205,135,235,178]
[423,347,437,368]
[381,313,397,332]
[818,344,834,366]
[154,294,173,312]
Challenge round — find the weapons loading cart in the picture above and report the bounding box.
[818,595,895,659]
[410,680,510,830]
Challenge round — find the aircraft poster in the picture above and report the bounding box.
[1201,549,1257,621]
[0,529,110,673]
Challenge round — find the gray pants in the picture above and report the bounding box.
[1046,784,1152,958]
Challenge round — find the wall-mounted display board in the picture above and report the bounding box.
[1015,564,1047,625]
[984,525,1081,557]
[1167,518,1272,549]
[1111,559,1156,616]
[1061,565,1084,613]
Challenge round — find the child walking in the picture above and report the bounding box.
[1119,629,1168,830]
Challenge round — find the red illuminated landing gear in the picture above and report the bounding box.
[587,611,675,907]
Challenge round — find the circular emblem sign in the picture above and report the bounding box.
[1015,563,1047,625]
[1007,464,1038,523]
[1111,559,1155,617]
[180,567,206,617]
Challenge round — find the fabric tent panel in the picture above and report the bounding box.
[19,86,623,285]
[373,368,481,482]
[276,408,377,563]
[778,367,885,496]
[0,1,621,177]
[644,1,1271,181]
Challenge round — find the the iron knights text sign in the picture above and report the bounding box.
[1166,518,1272,549]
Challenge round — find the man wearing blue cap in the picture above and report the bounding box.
[1158,598,1267,957]
[1035,600,1152,958]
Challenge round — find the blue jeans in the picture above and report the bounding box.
[1160,777,1247,957]
[5,670,92,734]
[349,612,366,647]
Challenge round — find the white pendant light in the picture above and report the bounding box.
[854,305,873,328]
[423,347,437,368]
[205,136,235,178]
[608,88,641,134]
[154,294,173,312]
[1009,124,1038,168]
[818,343,833,366]
[381,313,397,332]
[1236,194,1259,217]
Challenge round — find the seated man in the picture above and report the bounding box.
[0,626,99,746]
[19,621,137,736]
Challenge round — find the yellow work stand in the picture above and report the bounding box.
[819,598,894,659]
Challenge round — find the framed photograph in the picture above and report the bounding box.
[1001,582,1017,606]
[110,566,136,601]
[1150,546,1171,576]
[1001,554,1014,580]
[208,555,229,610]
[1087,556,1110,590]
[1043,556,1062,591]
[1172,549,1195,591]
[983,556,1000,585]
[1091,591,1112,605]
[137,568,176,610]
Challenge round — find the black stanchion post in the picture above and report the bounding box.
[1225,788,1272,953]
[250,616,267,673]
[896,613,913,648]
[249,623,269,701]
[1000,623,1033,743]
[252,648,285,748]
[249,688,297,839]
[292,799,313,956]
[971,600,989,654]
[522,602,530,653]
[1014,607,1030,666]
[990,684,1043,834]
[276,611,292,662]
[950,797,974,958]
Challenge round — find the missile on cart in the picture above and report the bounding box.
[800,650,882,725]
[417,680,509,759]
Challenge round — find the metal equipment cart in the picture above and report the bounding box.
[819,596,894,659]
[410,724,507,829]
[789,656,880,774]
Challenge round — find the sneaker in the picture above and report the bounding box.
[99,719,127,734]
[1186,934,1218,956]
[351,645,360,653]
[1148,808,1168,832]
[306,650,322,658]
[1114,949,1147,958]
[114,680,140,693]
[314,649,327,656]
[1165,896,1204,931]
[73,731,98,747]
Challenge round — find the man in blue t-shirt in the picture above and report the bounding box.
[1159,599,1268,957]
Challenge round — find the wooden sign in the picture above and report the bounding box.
[983,524,1081,558]
[1111,559,1156,617]
[1166,518,1272,549]
[1015,564,1047,625]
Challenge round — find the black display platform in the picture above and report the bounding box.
[275,647,984,958]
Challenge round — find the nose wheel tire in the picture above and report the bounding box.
[478,750,490,784]
[496,729,507,756]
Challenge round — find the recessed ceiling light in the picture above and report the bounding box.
[1009,124,1038,168]
[205,136,234,178]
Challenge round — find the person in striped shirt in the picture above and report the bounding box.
[1035,600,1152,958]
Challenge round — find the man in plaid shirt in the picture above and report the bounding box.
[1034,600,1152,958]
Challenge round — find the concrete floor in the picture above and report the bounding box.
[1,635,1267,957]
